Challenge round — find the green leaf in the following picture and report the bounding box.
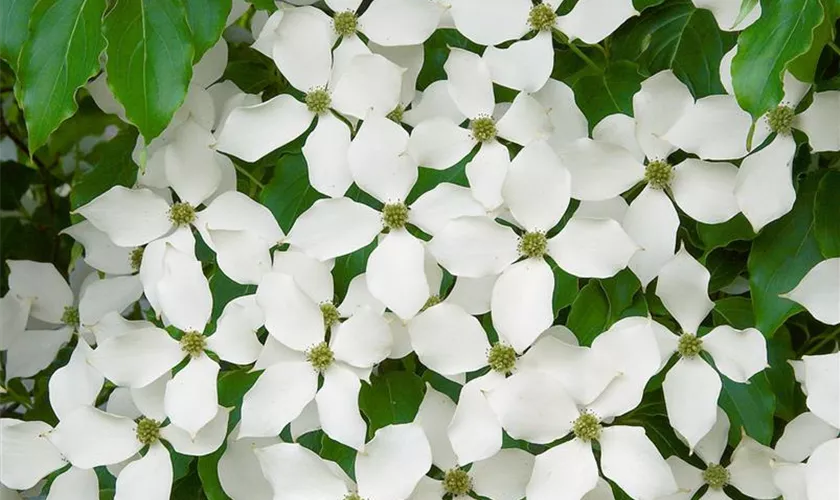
[748,173,823,337]
[734,0,760,27]
[717,372,775,446]
[0,0,35,70]
[197,446,231,500]
[223,44,286,96]
[184,0,232,61]
[208,269,255,324]
[765,327,803,420]
[814,170,840,258]
[600,269,642,325]
[320,435,357,480]
[359,371,426,436]
[70,128,138,213]
[416,29,482,91]
[705,249,747,292]
[16,0,107,153]
[260,154,326,233]
[572,62,644,130]
[405,159,471,205]
[217,369,260,408]
[550,259,578,314]
[731,0,824,117]
[611,1,736,97]
[788,0,838,82]
[0,161,35,210]
[712,297,755,329]
[332,239,377,303]
[696,214,756,253]
[567,281,610,346]
[103,0,195,141]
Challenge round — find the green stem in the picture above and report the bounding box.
[233,163,266,190]
[803,326,840,355]
[552,29,602,73]
[829,42,840,57]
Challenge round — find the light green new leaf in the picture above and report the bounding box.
[184,0,232,61]
[731,0,824,118]
[16,0,106,153]
[0,0,35,70]
[103,0,195,141]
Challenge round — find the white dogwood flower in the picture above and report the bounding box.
[782,258,840,326]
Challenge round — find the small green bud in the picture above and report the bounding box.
[528,3,557,31]
[320,302,340,329]
[382,202,409,230]
[386,104,404,123]
[572,412,602,442]
[305,87,331,115]
[180,331,206,357]
[677,333,703,358]
[61,306,80,328]
[702,463,730,490]
[487,343,517,374]
[130,247,144,273]
[136,417,161,445]
[518,231,547,258]
[333,11,358,37]
[443,468,472,496]
[169,202,196,226]
[766,105,795,135]
[470,116,497,143]
[420,295,441,312]
[644,160,673,190]
[306,342,334,372]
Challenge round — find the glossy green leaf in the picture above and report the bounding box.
[788,0,838,82]
[208,269,255,324]
[197,446,231,500]
[103,0,194,141]
[320,435,356,480]
[731,0,824,118]
[765,327,802,420]
[705,250,747,292]
[332,239,377,303]
[0,0,35,70]
[717,372,775,446]
[70,128,138,213]
[696,214,756,253]
[359,371,425,436]
[260,154,326,233]
[16,0,106,153]
[712,297,754,329]
[550,259,578,314]
[814,170,840,258]
[184,0,232,61]
[572,62,644,130]
[734,0,760,27]
[567,281,610,346]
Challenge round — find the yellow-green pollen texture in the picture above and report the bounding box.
[306,342,334,372]
[305,87,331,115]
[169,202,196,226]
[130,247,144,272]
[320,302,340,329]
[677,333,703,358]
[703,463,730,490]
[333,11,358,37]
[136,417,161,445]
[644,160,673,190]
[767,105,795,135]
[387,104,404,123]
[529,3,557,31]
[382,202,409,230]
[573,413,602,442]
[180,331,206,357]
[487,343,517,373]
[61,306,80,328]
[421,295,441,312]
[470,116,497,142]
[518,231,547,258]
[443,468,472,496]
[344,494,366,500]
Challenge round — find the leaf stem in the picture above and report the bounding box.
[233,162,266,189]
[829,42,840,56]
[552,29,602,73]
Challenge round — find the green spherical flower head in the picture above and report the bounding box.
[169,202,196,226]
[382,202,409,230]
[180,331,206,357]
[677,333,703,358]
[305,87,331,115]
[767,105,795,135]
[443,468,472,496]
[333,11,358,37]
[528,3,557,31]
[470,116,497,143]
[320,302,340,328]
[518,231,547,258]
[130,247,144,272]
[702,463,730,490]
[61,306,80,328]
[306,342,334,372]
[644,160,673,190]
[136,417,161,445]
[387,104,404,123]
[573,413,602,442]
[421,295,441,312]
[487,343,517,374]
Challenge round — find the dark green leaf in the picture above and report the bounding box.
[0,0,35,70]
[766,327,803,420]
[712,297,755,329]
[572,62,644,130]
[550,259,578,314]
[567,281,610,346]
[359,371,426,436]
[103,0,194,141]
[814,170,840,258]
[260,154,326,233]
[405,158,471,205]
[184,0,232,61]
[717,372,775,446]
[208,268,255,324]
[416,29,482,91]
[332,239,377,303]
[697,214,756,253]
[600,269,642,325]
[16,0,106,152]
[321,435,357,480]
[788,0,838,82]
[217,369,260,408]
[705,249,747,292]
[197,446,231,500]
[223,44,285,96]
[70,128,139,213]
[0,162,35,210]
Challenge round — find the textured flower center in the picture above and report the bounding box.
[572,413,602,442]
[306,342,334,372]
[677,333,703,358]
[169,202,196,226]
[387,104,404,123]
[766,105,795,135]
[487,343,517,373]
[305,87,331,115]
[320,302,340,329]
[528,3,557,31]
[344,494,366,500]
[644,160,673,190]
[180,331,206,357]
[333,11,358,37]
[136,417,161,445]
[382,202,409,230]
[470,116,497,142]
[702,463,730,490]
[518,231,547,258]
[443,468,472,495]
[61,306,79,328]
[130,247,144,272]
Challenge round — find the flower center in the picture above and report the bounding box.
[386,104,404,123]
[518,231,547,258]
[528,3,557,31]
[677,333,703,358]
[333,11,358,37]
[305,87,331,115]
[702,463,730,490]
[443,468,472,495]
[130,247,144,272]
[168,202,196,226]
[487,343,517,374]
[61,306,79,328]
[382,202,409,230]
[136,417,161,445]
[344,494,366,500]
[180,331,206,357]
[470,116,497,142]
[644,160,673,190]
[420,295,441,312]
[320,302,340,329]
[306,342,334,372]
[572,412,602,442]
[766,105,795,135]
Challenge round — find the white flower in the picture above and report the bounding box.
[782,258,840,326]
[0,419,67,490]
[61,220,138,275]
[691,0,761,31]
[771,411,839,500]
[789,352,840,429]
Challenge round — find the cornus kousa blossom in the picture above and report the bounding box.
[770,412,839,500]
[782,258,840,326]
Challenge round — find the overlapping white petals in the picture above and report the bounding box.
[783,259,840,326]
